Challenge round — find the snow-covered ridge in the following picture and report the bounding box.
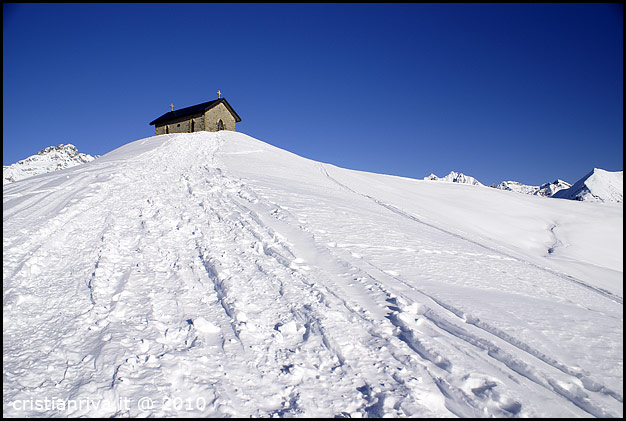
[3,143,97,185]
[423,170,484,186]
[491,179,572,197]
[552,168,623,203]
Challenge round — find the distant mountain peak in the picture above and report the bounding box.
[423,170,483,186]
[3,143,97,184]
[552,168,623,203]
[536,179,572,197]
[492,169,623,203]
[492,179,572,197]
[37,143,79,155]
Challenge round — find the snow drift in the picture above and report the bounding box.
[3,132,623,417]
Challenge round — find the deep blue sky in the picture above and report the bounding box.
[3,3,623,186]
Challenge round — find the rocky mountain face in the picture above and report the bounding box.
[3,144,97,184]
[423,171,484,186]
[492,179,572,197]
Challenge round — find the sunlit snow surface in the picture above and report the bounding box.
[3,132,622,417]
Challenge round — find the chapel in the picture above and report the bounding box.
[149,92,241,135]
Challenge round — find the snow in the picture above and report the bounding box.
[552,168,623,203]
[3,144,97,185]
[3,131,623,417]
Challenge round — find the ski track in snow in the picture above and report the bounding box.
[3,132,623,417]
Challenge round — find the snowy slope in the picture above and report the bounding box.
[3,144,97,185]
[552,168,623,203]
[3,132,623,417]
[492,179,572,197]
[423,170,484,186]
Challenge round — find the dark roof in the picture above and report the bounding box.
[149,98,242,126]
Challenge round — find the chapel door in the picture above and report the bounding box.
[217,120,224,131]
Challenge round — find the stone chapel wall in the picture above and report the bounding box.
[154,113,206,135]
[153,102,237,135]
[204,103,237,132]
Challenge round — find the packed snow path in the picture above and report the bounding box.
[3,132,622,417]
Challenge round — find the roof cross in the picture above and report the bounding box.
[170,104,174,111]
[217,90,221,99]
